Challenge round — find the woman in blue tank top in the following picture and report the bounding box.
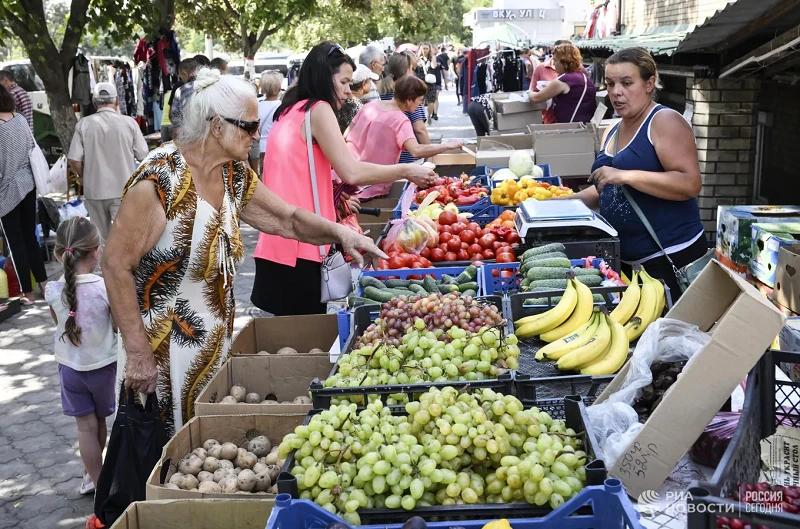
[569,48,706,299]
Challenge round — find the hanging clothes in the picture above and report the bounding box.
[71,54,92,106]
[115,68,127,116]
[134,38,149,65]
[134,64,145,117]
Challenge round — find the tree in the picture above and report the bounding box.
[0,0,176,150]
[182,0,316,61]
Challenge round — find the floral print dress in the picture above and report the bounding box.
[119,142,258,434]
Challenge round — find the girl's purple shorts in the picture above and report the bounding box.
[58,362,117,417]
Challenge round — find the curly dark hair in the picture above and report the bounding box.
[0,84,15,113]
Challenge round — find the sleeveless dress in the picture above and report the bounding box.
[592,104,704,263]
[553,71,596,123]
[119,141,258,434]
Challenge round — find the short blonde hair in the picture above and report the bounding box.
[260,71,283,98]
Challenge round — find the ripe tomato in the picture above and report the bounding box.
[407,275,419,280]
[472,260,484,267]
[492,269,499,277]
[469,243,483,256]
[378,258,388,270]
[439,243,448,252]
[388,255,404,269]
[500,270,515,278]
[496,252,516,264]
[446,236,462,252]
[420,247,431,259]
[467,222,481,233]
[479,233,497,249]
[438,211,457,226]
[506,232,521,245]
[482,249,495,259]
[445,251,458,261]
[386,243,402,255]
[471,255,484,262]
[492,241,503,251]
[419,257,432,267]
[461,242,469,250]
[402,254,416,267]
[440,225,453,234]
[430,248,445,262]
[439,232,453,244]
[457,249,470,261]
[411,261,424,269]
[451,222,467,235]
[460,229,476,244]
[474,228,484,238]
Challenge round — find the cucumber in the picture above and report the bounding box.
[458,281,479,293]
[455,270,473,284]
[363,286,395,303]
[520,252,569,275]
[520,243,566,262]
[438,284,459,294]
[409,279,426,287]
[422,276,438,293]
[520,277,531,291]
[462,289,477,298]
[526,267,571,281]
[409,284,427,295]
[349,296,381,308]
[528,257,571,269]
[529,275,603,289]
[385,279,411,288]
[360,276,387,289]
[524,294,605,306]
[440,274,456,285]
[572,267,601,276]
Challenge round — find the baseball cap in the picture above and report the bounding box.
[93,82,117,98]
[352,63,379,83]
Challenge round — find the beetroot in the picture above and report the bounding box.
[689,412,740,467]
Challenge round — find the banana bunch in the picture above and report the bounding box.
[609,267,665,342]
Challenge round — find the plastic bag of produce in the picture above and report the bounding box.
[689,412,740,468]
[384,217,435,254]
[587,318,712,466]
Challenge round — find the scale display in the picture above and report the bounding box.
[515,198,618,238]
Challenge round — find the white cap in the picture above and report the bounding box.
[352,64,379,84]
[93,82,117,98]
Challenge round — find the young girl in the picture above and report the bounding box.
[45,217,117,495]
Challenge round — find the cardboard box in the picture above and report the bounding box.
[357,208,393,225]
[360,197,398,209]
[774,246,800,314]
[716,205,800,273]
[490,127,528,136]
[110,499,274,529]
[594,260,785,498]
[386,180,406,199]
[491,92,547,114]
[477,149,536,168]
[195,355,332,416]
[529,123,597,155]
[495,111,542,131]
[147,414,305,500]
[427,152,476,176]
[230,315,340,356]
[475,136,534,167]
[536,152,596,177]
[749,223,800,287]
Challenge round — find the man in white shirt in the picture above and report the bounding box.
[358,45,386,103]
[68,83,149,240]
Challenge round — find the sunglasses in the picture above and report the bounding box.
[217,116,261,136]
[328,43,344,56]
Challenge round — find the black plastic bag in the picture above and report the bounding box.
[94,385,168,527]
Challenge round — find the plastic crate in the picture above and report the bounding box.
[315,297,506,408]
[480,259,606,296]
[355,266,482,297]
[518,238,621,274]
[686,349,800,529]
[509,283,674,408]
[277,396,611,525]
[392,175,493,220]
[266,479,642,528]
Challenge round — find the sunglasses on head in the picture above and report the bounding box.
[216,116,261,136]
[328,43,344,56]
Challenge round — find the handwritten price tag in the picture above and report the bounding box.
[618,442,660,479]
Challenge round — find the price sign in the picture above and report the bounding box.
[617,441,660,479]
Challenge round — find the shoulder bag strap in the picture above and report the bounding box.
[569,72,588,123]
[612,130,679,274]
[305,109,328,260]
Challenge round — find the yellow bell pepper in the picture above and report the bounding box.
[513,190,529,204]
[505,181,520,196]
[491,188,511,206]
[482,520,512,529]
[518,177,534,191]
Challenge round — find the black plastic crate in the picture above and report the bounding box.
[509,285,673,408]
[278,395,608,524]
[311,296,509,408]
[687,349,800,529]
[518,237,621,273]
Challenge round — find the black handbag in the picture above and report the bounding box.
[93,385,168,526]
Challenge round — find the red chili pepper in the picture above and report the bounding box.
[456,195,481,205]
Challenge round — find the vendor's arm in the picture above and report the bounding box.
[412,118,430,145]
[404,138,463,159]
[241,181,388,267]
[102,182,165,394]
[528,79,568,103]
[310,103,434,188]
[567,185,600,210]
[590,111,701,201]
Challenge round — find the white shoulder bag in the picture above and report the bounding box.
[305,109,354,303]
[25,124,52,195]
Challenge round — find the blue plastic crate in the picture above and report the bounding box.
[356,265,480,297]
[265,480,642,529]
[480,258,605,296]
[392,174,493,220]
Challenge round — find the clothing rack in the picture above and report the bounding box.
[476,48,517,63]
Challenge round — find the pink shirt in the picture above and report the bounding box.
[347,101,415,200]
[532,59,559,125]
[254,101,335,266]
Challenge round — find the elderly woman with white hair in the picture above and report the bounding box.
[102,67,386,433]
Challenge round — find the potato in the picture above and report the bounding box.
[179,474,199,490]
[276,347,297,355]
[207,444,223,459]
[268,484,278,494]
[233,468,242,476]
[218,459,234,470]
[203,439,220,451]
[264,452,279,465]
[164,483,180,490]
[262,400,279,405]
[197,471,214,482]
[192,448,207,460]
[168,472,184,486]
[220,396,238,404]
[265,464,281,483]
[178,455,203,476]
[281,401,293,404]
[198,480,222,493]
[248,436,271,457]
[253,462,268,475]
[202,456,220,473]
[254,470,271,492]
[257,350,270,355]
[270,446,279,454]
[213,468,231,482]
[237,469,257,492]
[293,396,312,405]
[219,442,238,461]
[229,385,247,402]
[220,476,239,493]
[308,348,324,354]
[236,450,258,469]
[245,392,261,404]
[277,459,286,468]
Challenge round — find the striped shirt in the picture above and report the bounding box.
[380,92,426,163]
[9,84,33,131]
[0,113,35,217]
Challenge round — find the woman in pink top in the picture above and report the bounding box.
[348,75,463,200]
[252,41,436,316]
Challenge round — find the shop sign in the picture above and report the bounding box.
[475,8,563,21]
